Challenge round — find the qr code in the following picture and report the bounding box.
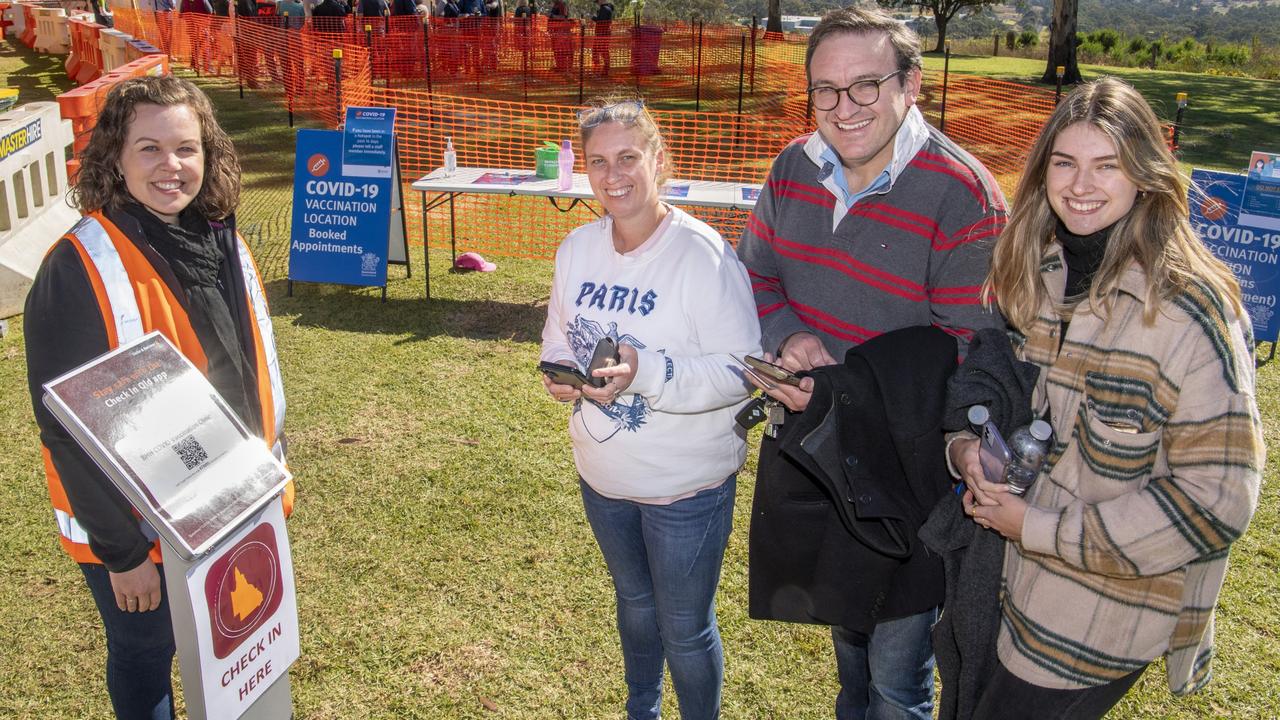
[171,435,208,471]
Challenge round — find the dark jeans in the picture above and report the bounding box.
[80,563,176,720]
[971,661,1146,720]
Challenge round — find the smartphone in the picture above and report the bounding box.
[585,337,620,389]
[977,421,1011,486]
[741,354,804,387]
[538,361,588,388]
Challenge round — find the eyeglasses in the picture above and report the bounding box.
[808,71,904,111]
[576,99,646,128]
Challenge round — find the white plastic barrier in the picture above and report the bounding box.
[32,6,68,54]
[5,1,27,40]
[99,27,131,71]
[0,102,78,318]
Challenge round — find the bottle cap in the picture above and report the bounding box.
[967,405,990,426]
[1029,419,1052,442]
[562,139,571,148]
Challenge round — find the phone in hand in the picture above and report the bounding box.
[977,421,1011,486]
[740,354,804,387]
[539,361,589,388]
[585,337,620,388]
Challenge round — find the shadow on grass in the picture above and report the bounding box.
[266,279,545,344]
[0,40,76,104]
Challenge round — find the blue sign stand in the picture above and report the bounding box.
[1190,168,1280,362]
[287,107,408,301]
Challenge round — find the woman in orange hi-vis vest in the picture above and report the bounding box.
[23,75,293,720]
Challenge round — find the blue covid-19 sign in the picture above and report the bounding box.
[1191,168,1280,342]
[289,115,396,288]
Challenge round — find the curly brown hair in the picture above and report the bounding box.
[70,75,241,220]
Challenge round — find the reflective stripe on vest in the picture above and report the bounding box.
[49,215,286,556]
[68,215,145,345]
[54,508,91,545]
[235,240,286,443]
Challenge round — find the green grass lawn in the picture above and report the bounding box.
[1,37,1277,719]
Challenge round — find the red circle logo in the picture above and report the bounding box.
[1201,197,1228,222]
[307,153,330,177]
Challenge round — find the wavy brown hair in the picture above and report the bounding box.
[71,75,241,220]
[986,77,1245,330]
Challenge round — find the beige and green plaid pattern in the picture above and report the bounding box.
[998,244,1264,695]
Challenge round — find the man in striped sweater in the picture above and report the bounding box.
[737,7,1007,720]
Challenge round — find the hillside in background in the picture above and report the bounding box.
[722,0,1280,44]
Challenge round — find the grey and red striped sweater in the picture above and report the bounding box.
[738,107,1008,360]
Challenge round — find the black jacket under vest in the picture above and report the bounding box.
[748,325,957,634]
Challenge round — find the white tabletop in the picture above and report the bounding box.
[411,167,762,210]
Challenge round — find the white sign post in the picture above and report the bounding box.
[164,501,298,720]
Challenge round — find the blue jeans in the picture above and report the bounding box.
[580,476,736,720]
[833,608,938,720]
[80,563,176,720]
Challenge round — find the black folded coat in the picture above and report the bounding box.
[749,326,958,634]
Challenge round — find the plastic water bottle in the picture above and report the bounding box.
[1003,420,1053,495]
[967,405,991,433]
[443,136,457,178]
[557,139,574,191]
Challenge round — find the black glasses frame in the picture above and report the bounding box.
[807,70,904,111]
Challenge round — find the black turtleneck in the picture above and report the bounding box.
[1056,217,1113,302]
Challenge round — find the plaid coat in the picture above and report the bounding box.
[997,242,1264,694]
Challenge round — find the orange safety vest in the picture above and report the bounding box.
[43,211,294,565]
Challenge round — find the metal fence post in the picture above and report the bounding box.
[333,48,344,128]
[578,19,586,104]
[749,15,757,93]
[1055,65,1064,104]
[736,33,746,116]
[1173,92,1188,152]
[424,19,433,94]
[940,42,950,134]
[694,19,704,112]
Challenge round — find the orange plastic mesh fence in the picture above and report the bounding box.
[113,9,375,128]
[381,87,806,259]
[99,12,1083,260]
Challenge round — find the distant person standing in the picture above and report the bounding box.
[481,0,503,69]
[310,0,350,31]
[547,0,571,72]
[459,0,484,70]
[360,0,388,17]
[591,0,613,76]
[276,0,306,27]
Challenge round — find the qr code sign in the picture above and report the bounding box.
[172,435,208,471]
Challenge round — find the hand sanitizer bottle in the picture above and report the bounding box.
[557,139,574,191]
[443,136,457,178]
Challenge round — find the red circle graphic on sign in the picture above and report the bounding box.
[307,153,330,177]
[1201,197,1228,222]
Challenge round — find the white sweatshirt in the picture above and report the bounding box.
[540,207,762,501]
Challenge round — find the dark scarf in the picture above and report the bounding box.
[119,203,259,430]
[1056,217,1113,302]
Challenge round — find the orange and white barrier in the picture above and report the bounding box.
[19,3,36,46]
[31,5,69,54]
[99,26,131,71]
[0,2,15,37]
[0,101,78,318]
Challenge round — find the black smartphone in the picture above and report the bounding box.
[741,354,804,387]
[538,361,588,388]
[585,337,620,388]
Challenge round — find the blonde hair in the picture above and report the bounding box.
[987,77,1244,331]
[576,95,672,187]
